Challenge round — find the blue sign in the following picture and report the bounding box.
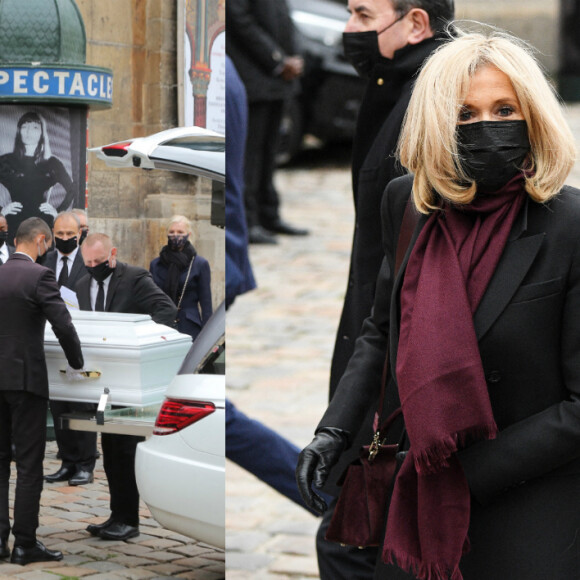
[0,65,113,109]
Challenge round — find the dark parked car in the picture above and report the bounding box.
[278,0,365,163]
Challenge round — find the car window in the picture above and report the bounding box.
[178,335,225,376]
[161,136,225,153]
[198,342,225,375]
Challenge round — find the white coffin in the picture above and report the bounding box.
[45,310,192,407]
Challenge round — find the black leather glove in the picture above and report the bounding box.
[296,427,349,515]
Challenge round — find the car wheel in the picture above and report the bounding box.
[276,98,303,166]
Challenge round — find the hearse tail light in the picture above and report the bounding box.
[153,399,215,435]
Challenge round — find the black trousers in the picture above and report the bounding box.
[50,400,98,472]
[101,433,145,527]
[243,99,283,229]
[0,391,47,547]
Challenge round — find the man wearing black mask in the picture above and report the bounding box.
[310,1,454,578]
[0,216,14,265]
[45,211,87,291]
[75,233,176,541]
[44,211,94,487]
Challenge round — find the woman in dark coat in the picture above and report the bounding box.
[297,30,580,580]
[150,215,212,340]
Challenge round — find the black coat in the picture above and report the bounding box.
[75,261,177,327]
[226,0,299,102]
[329,37,445,398]
[321,174,580,579]
[149,254,213,340]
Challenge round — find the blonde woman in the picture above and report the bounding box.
[150,215,212,340]
[298,30,580,580]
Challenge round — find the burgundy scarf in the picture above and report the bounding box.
[383,175,526,580]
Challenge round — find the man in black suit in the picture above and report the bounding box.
[76,232,177,541]
[44,211,95,487]
[0,217,85,565]
[0,215,14,264]
[227,0,308,244]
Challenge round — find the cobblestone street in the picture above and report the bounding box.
[1,440,224,580]
[226,143,355,579]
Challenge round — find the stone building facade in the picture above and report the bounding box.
[456,0,559,74]
[76,0,225,308]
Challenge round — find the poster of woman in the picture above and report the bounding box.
[0,105,86,244]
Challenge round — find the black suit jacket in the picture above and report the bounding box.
[75,261,177,326]
[321,175,580,578]
[45,248,87,290]
[226,0,299,102]
[0,253,84,398]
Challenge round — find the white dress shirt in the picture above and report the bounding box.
[0,244,9,264]
[14,251,34,262]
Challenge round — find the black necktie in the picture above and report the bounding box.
[95,281,105,312]
[58,256,69,287]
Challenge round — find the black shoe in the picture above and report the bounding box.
[0,538,9,559]
[99,522,139,541]
[44,465,74,483]
[68,470,94,486]
[10,540,63,566]
[249,225,278,244]
[86,517,114,537]
[263,220,309,236]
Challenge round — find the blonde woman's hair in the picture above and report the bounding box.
[167,214,192,234]
[398,27,577,213]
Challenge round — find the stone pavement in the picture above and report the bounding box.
[225,141,356,579]
[225,103,580,579]
[1,440,224,580]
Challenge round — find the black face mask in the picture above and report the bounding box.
[457,120,531,193]
[87,260,114,283]
[55,236,78,255]
[167,234,189,252]
[79,228,88,245]
[342,12,407,78]
[0,231,7,248]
